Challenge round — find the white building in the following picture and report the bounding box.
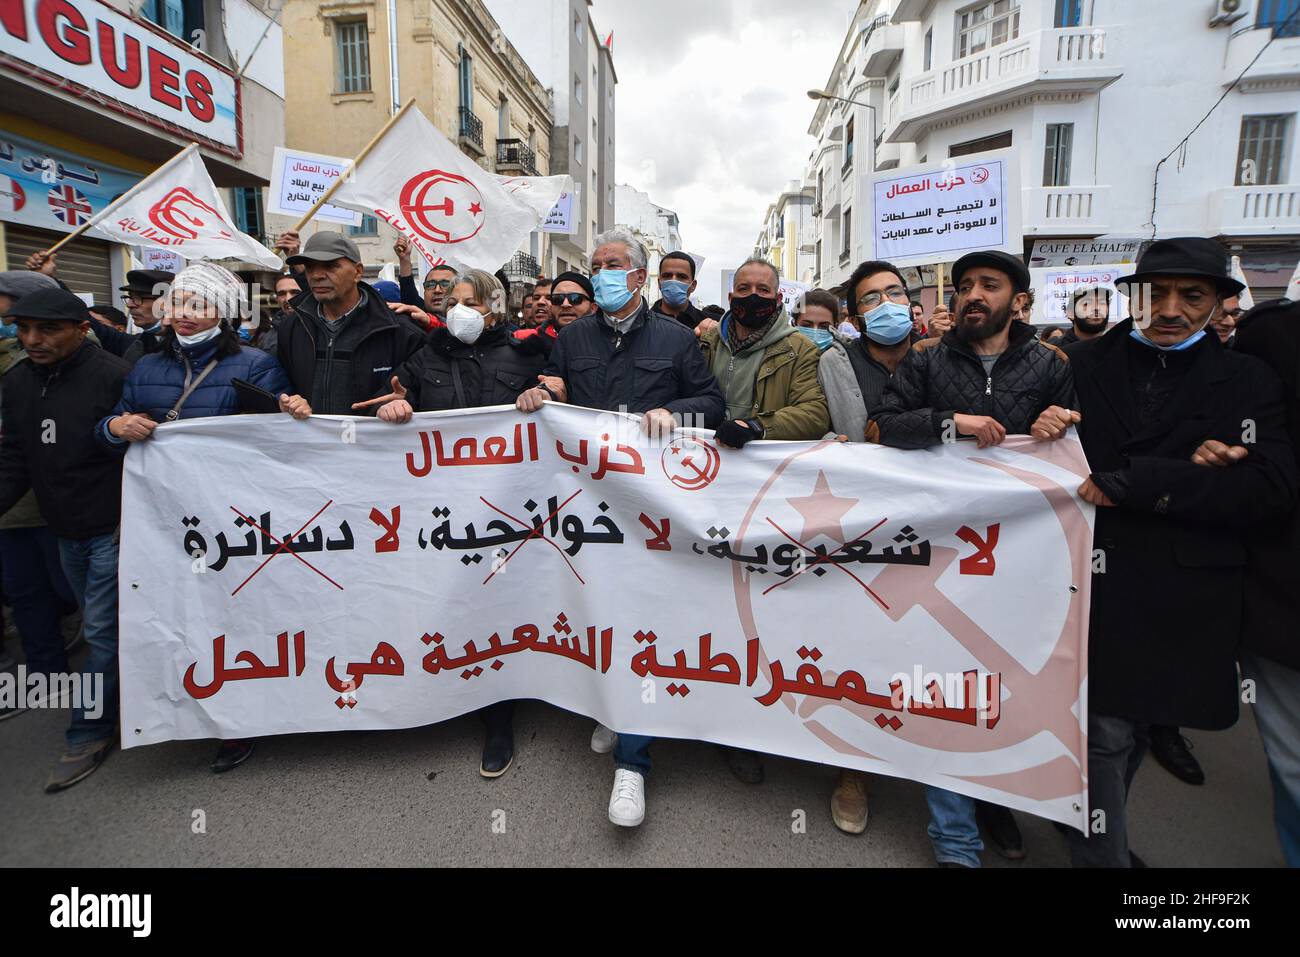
[753,180,818,286]
[483,0,617,276]
[614,182,683,302]
[801,0,1300,301]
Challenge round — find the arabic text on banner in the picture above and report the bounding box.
[119,406,1093,829]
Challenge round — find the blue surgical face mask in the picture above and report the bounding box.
[1129,312,1213,353]
[0,323,16,339]
[797,326,834,352]
[660,279,690,308]
[863,300,913,345]
[592,269,636,313]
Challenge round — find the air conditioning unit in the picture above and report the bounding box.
[1209,0,1250,26]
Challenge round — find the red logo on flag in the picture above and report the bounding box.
[47,185,91,226]
[970,167,990,184]
[147,187,233,241]
[399,170,485,245]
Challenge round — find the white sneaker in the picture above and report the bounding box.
[608,769,645,827]
[590,722,617,754]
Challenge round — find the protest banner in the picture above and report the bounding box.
[1031,264,1127,326]
[267,147,362,227]
[870,149,1021,269]
[119,405,1093,829]
[540,190,575,234]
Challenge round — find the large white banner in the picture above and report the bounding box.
[870,149,1021,268]
[120,406,1093,828]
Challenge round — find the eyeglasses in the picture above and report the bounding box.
[855,285,910,312]
[423,278,453,290]
[549,292,591,306]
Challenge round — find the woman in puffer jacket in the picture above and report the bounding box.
[98,261,290,777]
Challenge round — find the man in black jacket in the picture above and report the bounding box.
[652,251,709,332]
[515,228,724,830]
[0,289,130,792]
[1065,238,1297,867]
[873,249,1081,868]
[276,231,425,418]
[1231,297,1300,866]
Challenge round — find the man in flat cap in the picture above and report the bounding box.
[0,288,131,791]
[872,248,1081,867]
[275,231,425,418]
[1065,237,1297,866]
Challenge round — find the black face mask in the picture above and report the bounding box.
[730,293,780,328]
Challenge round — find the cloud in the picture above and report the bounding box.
[594,0,853,302]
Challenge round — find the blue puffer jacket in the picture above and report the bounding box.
[98,333,290,448]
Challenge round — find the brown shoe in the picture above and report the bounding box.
[45,738,114,793]
[831,769,869,834]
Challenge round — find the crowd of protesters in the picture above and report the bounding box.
[0,228,1296,869]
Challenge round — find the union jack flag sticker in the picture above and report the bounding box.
[47,185,92,227]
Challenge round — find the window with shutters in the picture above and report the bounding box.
[1236,114,1293,186]
[1043,123,1073,186]
[1054,0,1082,28]
[949,130,1013,157]
[955,0,1020,59]
[348,215,379,237]
[232,187,265,241]
[335,20,371,94]
[1257,0,1300,38]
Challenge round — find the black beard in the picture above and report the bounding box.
[1073,314,1108,335]
[956,302,1013,343]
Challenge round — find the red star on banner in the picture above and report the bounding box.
[470,202,483,215]
[785,470,858,546]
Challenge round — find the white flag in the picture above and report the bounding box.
[1229,255,1254,311]
[328,106,572,271]
[1285,259,1300,302]
[90,147,281,270]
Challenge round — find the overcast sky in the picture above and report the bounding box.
[593,0,855,304]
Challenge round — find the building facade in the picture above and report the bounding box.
[0,0,285,305]
[753,180,817,286]
[801,0,1300,300]
[483,0,616,275]
[279,0,554,294]
[614,182,682,303]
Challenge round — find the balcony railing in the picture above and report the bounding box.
[887,28,1119,141]
[1022,185,1111,235]
[504,251,540,279]
[458,107,484,151]
[496,138,539,176]
[1211,184,1300,236]
[860,13,890,50]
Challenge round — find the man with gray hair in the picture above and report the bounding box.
[515,227,724,829]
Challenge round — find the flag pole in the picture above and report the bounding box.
[40,143,201,258]
[290,97,417,233]
[934,261,946,304]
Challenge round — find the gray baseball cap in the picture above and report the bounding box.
[286,231,362,266]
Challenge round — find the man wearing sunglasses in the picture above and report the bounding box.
[514,272,596,353]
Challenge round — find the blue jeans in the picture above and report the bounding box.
[925,786,983,867]
[0,527,74,676]
[1241,652,1300,867]
[58,533,120,750]
[1067,713,1149,867]
[614,733,653,776]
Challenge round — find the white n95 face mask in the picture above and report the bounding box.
[446,303,485,344]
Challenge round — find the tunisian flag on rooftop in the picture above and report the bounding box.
[89,146,282,270]
[328,106,572,271]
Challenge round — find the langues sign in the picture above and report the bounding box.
[0,0,241,154]
[119,405,1094,830]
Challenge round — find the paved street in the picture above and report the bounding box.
[0,686,1285,867]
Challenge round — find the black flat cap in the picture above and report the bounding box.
[119,269,174,297]
[286,231,362,266]
[1116,237,1244,296]
[4,287,92,322]
[951,250,1031,294]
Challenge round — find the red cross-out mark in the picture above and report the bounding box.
[229,501,345,597]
